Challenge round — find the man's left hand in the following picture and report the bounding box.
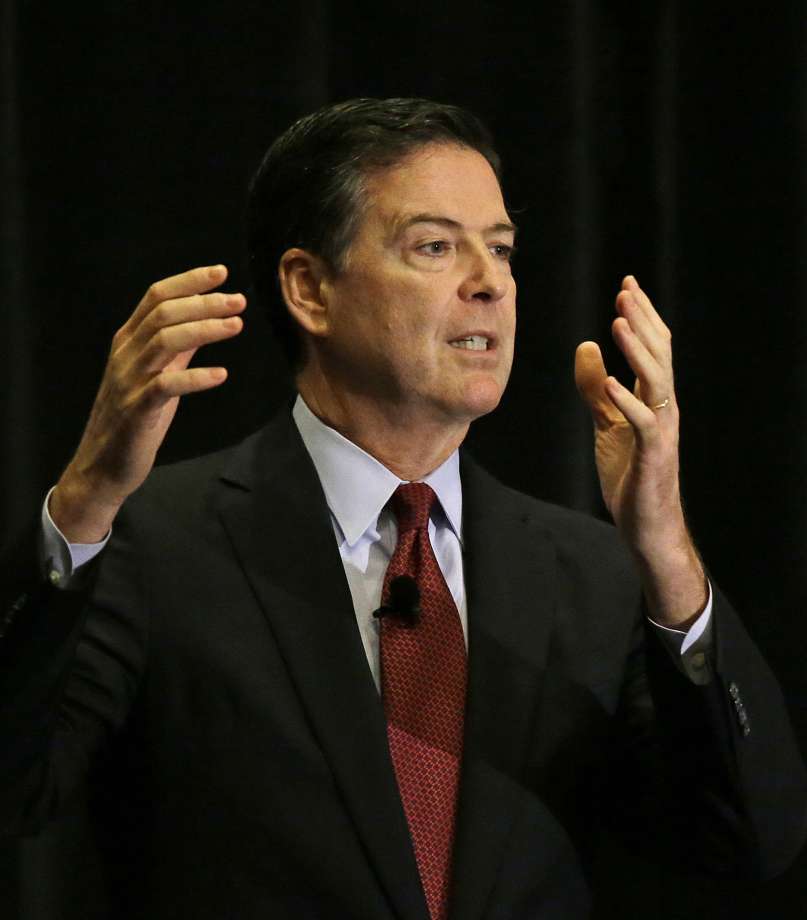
[574,275,707,628]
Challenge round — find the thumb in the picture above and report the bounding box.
[574,341,621,430]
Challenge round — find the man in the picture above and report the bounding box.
[1,98,805,920]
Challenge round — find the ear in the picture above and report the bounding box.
[277,248,333,338]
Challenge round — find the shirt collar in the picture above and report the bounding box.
[292,394,463,548]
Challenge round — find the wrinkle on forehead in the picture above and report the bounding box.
[359,144,512,246]
[388,213,518,243]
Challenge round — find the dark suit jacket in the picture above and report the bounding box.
[1,408,805,919]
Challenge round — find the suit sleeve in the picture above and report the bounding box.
[0,511,147,836]
[611,583,807,880]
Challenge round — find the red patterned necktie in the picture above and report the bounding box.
[380,482,467,920]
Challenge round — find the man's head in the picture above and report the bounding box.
[247,98,503,369]
[247,98,516,437]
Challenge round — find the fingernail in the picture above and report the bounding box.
[208,264,226,279]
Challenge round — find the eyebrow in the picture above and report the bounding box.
[392,213,518,239]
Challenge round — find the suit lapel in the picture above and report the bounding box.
[449,457,558,920]
[216,412,428,920]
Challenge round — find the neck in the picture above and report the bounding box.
[297,374,469,482]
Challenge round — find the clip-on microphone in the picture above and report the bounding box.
[373,575,421,627]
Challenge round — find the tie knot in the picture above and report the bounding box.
[390,482,436,532]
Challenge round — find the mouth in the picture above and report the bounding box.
[448,334,492,352]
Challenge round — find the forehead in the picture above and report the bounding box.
[363,143,509,230]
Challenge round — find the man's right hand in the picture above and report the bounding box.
[50,265,246,543]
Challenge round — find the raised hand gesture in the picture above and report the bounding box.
[50,265,245,543]
[574,276,707,627]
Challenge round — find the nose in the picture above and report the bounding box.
[458,246,509,304]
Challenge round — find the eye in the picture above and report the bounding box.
[490,243,516,262]
[416,240,453,257]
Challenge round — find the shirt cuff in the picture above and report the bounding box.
[646,581,713,685]
[40,486,110,588]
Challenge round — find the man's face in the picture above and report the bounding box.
[319,143,517,427]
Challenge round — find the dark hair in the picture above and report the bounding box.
[246,97,502,368]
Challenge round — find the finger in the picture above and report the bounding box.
[122,264,229,335]
[164,347,197,373]
[603,375,660,448]
[130,292,246,349]
[574,341,624,430]
[615,290,670,368]
[611,317,671,408]
[139,365,229,411]
[621,275,671,341]
[138,315,243,373]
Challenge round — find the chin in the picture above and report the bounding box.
[453,375,507,421]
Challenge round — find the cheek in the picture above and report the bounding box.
[382,284,447,347]
[335,261,451,360]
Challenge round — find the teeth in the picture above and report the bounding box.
[450,336,489,351]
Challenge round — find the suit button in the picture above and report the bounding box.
[691,652,707,671]
[48,569,62,586]
[728,681,740,701]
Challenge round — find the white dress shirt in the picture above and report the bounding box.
[292,396,467,691]
[40,393,713,688]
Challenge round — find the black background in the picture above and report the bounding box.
[2,2,806,917]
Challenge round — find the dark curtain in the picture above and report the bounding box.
[2,2,806,917]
